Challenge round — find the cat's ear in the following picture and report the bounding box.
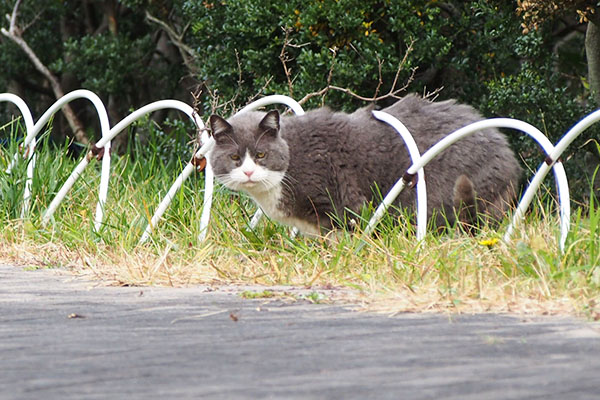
[258,110,280,138]
[209,115,233,145]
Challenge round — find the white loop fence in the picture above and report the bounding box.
[139,94,306,243]
[369,116,571,251]
[370,110,427,241]
[1,93,36,218]
[1,89,596,252]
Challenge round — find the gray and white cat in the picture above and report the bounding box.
[207,94,521,236]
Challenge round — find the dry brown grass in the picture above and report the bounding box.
[2,219,598,319]
[1,142,598,318]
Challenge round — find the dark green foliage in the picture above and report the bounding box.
[183,0,590,120]
[0,0,189,146]
[480,28,597,201]
[0,0,598,204]
[54,34,155,96]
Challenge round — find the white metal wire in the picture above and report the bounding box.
[32,90,111,230]
[505,109,600,250]
[3,90,597,252]
[43,99,212,243]
[1,93,36,218]
[368,110,427,240]
[3,90,112,225]
[101,100,210,241]
[237,94,305,116]
[369,118,569,250]
[138,138,214,244]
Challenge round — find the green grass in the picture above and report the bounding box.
[240,290,276,299]
[1,131,599,317]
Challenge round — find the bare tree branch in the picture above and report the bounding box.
[297,40,417,106]
[295,47,338,107]
[145,11,197,74]
[20,4,46,33]
[8,0,22,32]
[372,57,384,100]
[422,86,444,101]
[279,27,295,97]
[2,0,90,145]
[245,76,274,106]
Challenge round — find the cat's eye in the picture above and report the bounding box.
[256,152,266,159]
[230,154,240,161]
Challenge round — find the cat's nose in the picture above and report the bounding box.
[244,170,254,178]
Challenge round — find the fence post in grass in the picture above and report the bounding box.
[362,118,569,250]
[0,93,35,218]
[505,109,600,251]
[44,100,213,240]
[368,110,427,241]
[18,90,112,231]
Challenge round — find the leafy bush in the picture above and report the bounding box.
[1,0,597,202]
[183,1,527,108]
[182,0,598,202]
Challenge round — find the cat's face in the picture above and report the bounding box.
[208,110,289,194]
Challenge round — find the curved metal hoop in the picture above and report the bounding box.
[237,94,305,116]
[364,118,569,250]
[3,90,113,222]
[367,111,427,240]
[27,90,111,230]
[0,93,35,218]
[505,109,600,251]
[138,129,214,244]
[41,98,210,242]
[139,95,306,243]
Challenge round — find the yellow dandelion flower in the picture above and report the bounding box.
[479,238,499,247]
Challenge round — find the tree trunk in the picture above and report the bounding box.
[1,0,90,145]
[586,19,600,106]
[2,30,90,145]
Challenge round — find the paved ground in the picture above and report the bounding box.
[1,263,600,400]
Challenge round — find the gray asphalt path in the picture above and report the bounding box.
[1,263,600,400]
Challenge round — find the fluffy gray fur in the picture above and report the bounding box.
[208,94,521,235]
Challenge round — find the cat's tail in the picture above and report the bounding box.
[453,174,477,233]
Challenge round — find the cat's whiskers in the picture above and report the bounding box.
[214,173,243,191]
[215,170,280,194]
[282,173,297,185]
[257,179,274,192]
[260,174,280,189]
[278,175,296,197]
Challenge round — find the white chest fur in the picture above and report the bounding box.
[213,151,321,236]
[247,184,321,237]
